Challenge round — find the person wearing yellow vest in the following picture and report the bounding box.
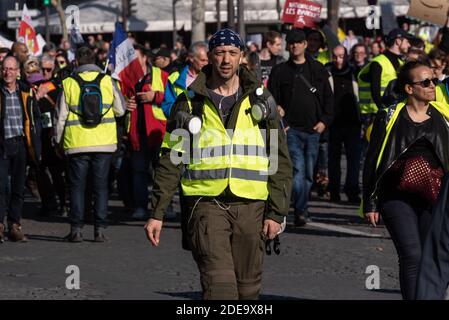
[363,61,449,299]
[55,46,125,242]
[145,29,292,300]
[161,41,209,118]
[358,28,411,139]
[124,44,169,220]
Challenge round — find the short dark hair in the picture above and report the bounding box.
[428,48,447,62]
[395,60,431,95]
[75,46,96,65]
[409,37,425,50]
[264,30,282,47]
[43,42,57,53]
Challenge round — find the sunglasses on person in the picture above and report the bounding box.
[42,67,53,73]
[409,78,439,88]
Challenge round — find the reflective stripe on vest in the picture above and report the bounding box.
[358,54,403,114]
[151,66,166,121]
[62,71,116,150]
[181,96,269,200]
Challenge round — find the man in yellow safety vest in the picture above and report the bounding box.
[144,29,292,300]
[55,46,126,242]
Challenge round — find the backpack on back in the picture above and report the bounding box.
[70,72,107,126]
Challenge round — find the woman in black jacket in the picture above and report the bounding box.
[363,61,449,300]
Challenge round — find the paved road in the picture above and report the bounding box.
[0,189,401,300]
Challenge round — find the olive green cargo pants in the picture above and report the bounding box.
[187,199,266,300]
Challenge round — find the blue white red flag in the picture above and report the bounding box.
[109,22,143,97]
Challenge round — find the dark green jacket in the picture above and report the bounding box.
[150,65,292,223]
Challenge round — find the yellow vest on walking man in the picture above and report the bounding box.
[54,46,125,243]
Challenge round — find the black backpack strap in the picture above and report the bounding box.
[70,73,85,88]
[93,72,106,85]
[189,91,204,118]
[71,72,106,86]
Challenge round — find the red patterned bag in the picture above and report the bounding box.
[392,155,444,204]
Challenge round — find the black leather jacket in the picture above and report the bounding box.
[363,103,449,213]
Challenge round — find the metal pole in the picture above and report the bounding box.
[45,5,50,42]
[216,0,221,30]
[122,0,128,32]
[15,2,19,41]
[237,0,244,40]
[173,0,177,48]
[227,0,235,30]
[276,0,281,20]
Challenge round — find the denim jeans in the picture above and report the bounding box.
[287,128,320,214]
[68,153,112,229]
[0,137,27,226]
[130,139,160,213]
[328,125,362,198]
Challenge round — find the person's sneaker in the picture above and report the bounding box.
[131,208,147,220]
[94,229,108,243]
[294,213,308,227]
[64,228,83,243]
[0,224,5,243]
[58,206,69,218]
[8,224,28,242]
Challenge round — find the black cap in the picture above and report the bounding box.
[286,29,306,44]
[387,28,413,41]
[154,47,171,58]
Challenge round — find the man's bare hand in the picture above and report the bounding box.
[313,121,326,134]
[263,219,281,240]
[137,91,156,104]
[36,84,50,101]
[277,105,285,117]
[126,96,137,112]
[144,218,163,246]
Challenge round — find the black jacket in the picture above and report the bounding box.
[362,103,449,213]
[416,174,449,299]
[325,62,360,127]
[0,81,41,163]
[268,54,334,131]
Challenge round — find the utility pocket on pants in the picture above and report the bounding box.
[189,215,209,258]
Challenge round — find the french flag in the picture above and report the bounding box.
[109,22,143,98]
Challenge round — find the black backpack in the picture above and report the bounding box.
[70,72,108,126]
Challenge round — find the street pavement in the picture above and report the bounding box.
[0,188,401,300]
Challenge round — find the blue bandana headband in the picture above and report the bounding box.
[208,28,244,51]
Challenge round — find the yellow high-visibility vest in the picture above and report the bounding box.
[358,54,403,114]
[180,95,269,200]
[151,66,166,121]
[62,71,116,151]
